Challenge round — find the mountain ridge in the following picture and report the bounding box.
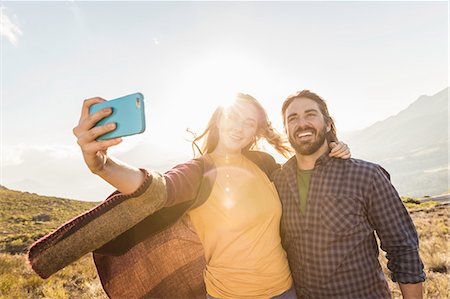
[346,87,448,197]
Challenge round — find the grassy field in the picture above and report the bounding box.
[0,187,97,255]
[0,187,448,298]
[383,202,449,298]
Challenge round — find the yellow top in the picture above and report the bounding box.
[188,153,292,299]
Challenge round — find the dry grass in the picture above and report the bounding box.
[381,204,450,299]
[0,253,107,299]
[0,187,448,298]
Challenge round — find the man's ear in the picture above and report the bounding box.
[326,121,331,133]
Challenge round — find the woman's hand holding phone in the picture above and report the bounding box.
[73,96,145,194]
[73,97,123,174]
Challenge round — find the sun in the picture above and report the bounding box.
[178,47,263,107]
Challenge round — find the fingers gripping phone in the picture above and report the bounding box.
[89,93,146,140]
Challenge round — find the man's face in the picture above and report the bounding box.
[284,97,330,155]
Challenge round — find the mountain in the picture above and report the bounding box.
[3,89,447,200]
[345,87,449,197]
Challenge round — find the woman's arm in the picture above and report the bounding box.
[329,141,351,159]
[72,97,144,193]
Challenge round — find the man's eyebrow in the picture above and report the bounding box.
[287,112,298,118]
[287,109,319,119]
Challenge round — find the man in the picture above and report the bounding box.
[273,90,425,298]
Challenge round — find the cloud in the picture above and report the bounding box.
[1,144,110,201]
[0,143,187,201]
[65,1,85,29]
[0,6,22,46]
[2,144,80,166]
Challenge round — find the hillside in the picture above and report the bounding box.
[346,87,449,197]
[0,188,106,298]
[0,187,97,254]
[0,187,448,298]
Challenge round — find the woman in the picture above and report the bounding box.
[28,93,350,299]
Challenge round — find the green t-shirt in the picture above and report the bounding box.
[297,169,313,214]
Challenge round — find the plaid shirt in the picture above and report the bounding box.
[272,152,425,299]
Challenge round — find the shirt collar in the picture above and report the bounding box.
[285,149,333,171]
[314,150,333,168]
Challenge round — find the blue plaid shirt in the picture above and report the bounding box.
[273,153,425,299]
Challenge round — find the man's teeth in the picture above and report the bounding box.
[298,132,313,138]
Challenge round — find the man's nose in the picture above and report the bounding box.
[296,116,308,127]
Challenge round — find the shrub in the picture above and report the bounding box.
[32,214,52,222]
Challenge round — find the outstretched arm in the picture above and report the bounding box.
[73,97,144,193]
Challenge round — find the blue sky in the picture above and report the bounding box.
[1,1,448,200]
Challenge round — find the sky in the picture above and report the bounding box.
[1,1,448,201]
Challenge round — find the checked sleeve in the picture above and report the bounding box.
[366,166,426,284]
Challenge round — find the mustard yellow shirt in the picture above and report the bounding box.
[188,153,292,299]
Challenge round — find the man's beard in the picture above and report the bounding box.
[289,125,327,155]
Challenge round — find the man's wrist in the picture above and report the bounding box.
[398,282,423,299]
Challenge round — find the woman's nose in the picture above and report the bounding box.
[232,125,243,132]
[231,120,244,132]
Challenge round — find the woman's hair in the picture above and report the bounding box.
[191,93,292,158]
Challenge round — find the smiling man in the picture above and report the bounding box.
[273,90,425,299]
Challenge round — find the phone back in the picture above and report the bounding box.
[89,93,146,140]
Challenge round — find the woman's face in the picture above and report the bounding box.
[216,101,259,155]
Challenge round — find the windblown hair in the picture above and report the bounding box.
[191,93,292,158]
[281,90,338,142]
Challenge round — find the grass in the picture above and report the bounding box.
[0,253,107,299]
[0,188,97,255]
[0,187,448,298]
[381,203,450,298]
[401,196,441,210]
[0,187,105,298]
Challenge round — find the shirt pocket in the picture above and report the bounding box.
[319,193,366,235]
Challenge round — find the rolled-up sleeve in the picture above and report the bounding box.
[367,166,426,283]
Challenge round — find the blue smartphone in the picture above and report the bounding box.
[89,93,146,140]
